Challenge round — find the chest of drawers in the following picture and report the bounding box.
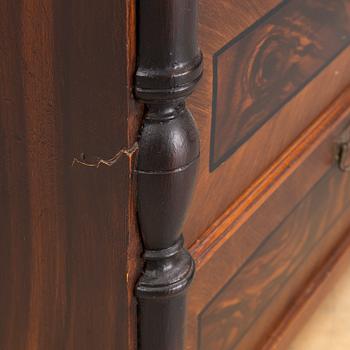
[1,1,350,349]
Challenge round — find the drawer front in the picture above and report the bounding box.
[186,89,350,349]
[210,0,350,169]
[184,0,350,245]
[199,169,350,350]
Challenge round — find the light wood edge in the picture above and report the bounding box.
[190,87,350,269]
[261,231,350,350]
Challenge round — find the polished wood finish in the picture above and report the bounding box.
[186,88,350,350]
[3,0,350,349]
[192,88,350,267]
[184,0,350,246]
[211,0,350,169]
[235,206,350,350]
[183,1,350,346]
[199,168,350,350]
[0,1,139,349]
[134,1,202,349]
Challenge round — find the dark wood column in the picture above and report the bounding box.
[134,1,203,349]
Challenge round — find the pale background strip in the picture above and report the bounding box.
[288,262,350,350]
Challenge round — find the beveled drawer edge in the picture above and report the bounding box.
[190,87,350,269]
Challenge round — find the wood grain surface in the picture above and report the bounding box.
[183,0,350,246]
[185,89,350,350]
[191,88,350,268]
[134,1,202,349]
[211,0,350,169]
[0,1,139,349]
[199,167,350,350]
[239,208,350,350]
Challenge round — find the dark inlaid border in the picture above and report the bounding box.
[198,167,350,349]
[210,0,350,171]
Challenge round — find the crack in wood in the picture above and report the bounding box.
[71,142,138,168]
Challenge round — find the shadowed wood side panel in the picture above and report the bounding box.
[0,1,136,349]
[211,0,350,169]
[199,167,350,350]
[0,3,31,349]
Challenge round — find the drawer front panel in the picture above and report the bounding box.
[184,0,350,245]
[198,168,350,350]
[186,89,350,350]
[211,0,350,169]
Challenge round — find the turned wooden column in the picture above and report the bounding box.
[134,1,203,349]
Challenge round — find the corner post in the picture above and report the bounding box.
[134,1,202,349]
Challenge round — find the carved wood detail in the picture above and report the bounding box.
[133,1,203,349]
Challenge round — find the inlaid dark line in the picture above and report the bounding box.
[198,167,350,350]
[214,0,290,58]
[210,0,350,171]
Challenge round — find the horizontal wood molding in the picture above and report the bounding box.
[191,88,350,268]
[210,0,350,170]
[186,88,350,350]
[198,167,350,350]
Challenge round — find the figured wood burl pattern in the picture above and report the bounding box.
[211,0,350,169]
[199,168,350,350]
[185,90,350,350]
[184,0,350,247]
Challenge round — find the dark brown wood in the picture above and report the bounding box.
[0,1,138,349]
[210,0,350,169]
[192,88,350,268]
[134,1,202,350]
[3,1,350,349]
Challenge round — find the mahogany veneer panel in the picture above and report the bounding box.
[184,0,350,245]
[186,88,350,350]
[2,0,350,349]
[211,0,350,169]
[199,168,350,350]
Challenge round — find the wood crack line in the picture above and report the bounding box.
[71,142,138,168]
